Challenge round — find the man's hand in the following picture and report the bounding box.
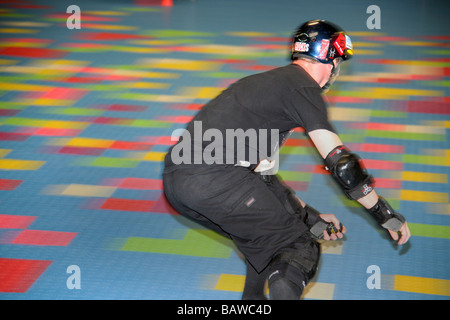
[388,222,411,245]
[366,197,411,245]
[318,214,346,241]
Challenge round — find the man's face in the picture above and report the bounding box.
[332,58,342,75]
[321,58,342,90]
[329,58,342,81]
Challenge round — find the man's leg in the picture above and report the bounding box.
[164,166,316,300]
[164,166,310,273]
[241,234,320,300]
[268,276,303,300]
[163,169,231,238]
[242,261,270,300]
[267,232,320,300]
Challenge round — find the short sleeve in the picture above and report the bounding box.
[285,86,337,133]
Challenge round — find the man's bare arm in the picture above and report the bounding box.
[308,129,410,245]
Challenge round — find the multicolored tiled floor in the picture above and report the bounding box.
[0,0,449,300]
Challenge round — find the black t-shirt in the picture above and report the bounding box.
[165,63,336,169]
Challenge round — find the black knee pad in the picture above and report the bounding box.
[268,277,302,300]
[268,233,320,289]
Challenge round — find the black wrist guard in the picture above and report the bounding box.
[302,205,323,228]
[305,205,342,239]
[367,197,406,232]
[309,220,342,239]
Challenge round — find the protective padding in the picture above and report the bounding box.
[367,197,406,232]
[268,233,320,285]
[324,146,374,200]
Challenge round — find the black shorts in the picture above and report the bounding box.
[163,164,309,272]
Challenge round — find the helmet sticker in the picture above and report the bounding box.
[294,42,309,52]
[298,33,309,42]
[333,33,346,55]
[329,47,336,58]
[318,39,330,60]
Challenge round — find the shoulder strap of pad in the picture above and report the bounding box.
[324,145,350,170]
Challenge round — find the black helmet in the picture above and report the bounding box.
[291,19,353,64]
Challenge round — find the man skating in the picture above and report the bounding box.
[163,19,411,300]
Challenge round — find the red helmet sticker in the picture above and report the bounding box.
[318,39,330,60]
[333,33,346,55]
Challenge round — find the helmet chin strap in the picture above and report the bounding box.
[321,61,338,91]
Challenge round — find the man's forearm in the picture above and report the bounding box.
[357,189,379,209]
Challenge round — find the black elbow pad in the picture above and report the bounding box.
[324,146,374,200]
